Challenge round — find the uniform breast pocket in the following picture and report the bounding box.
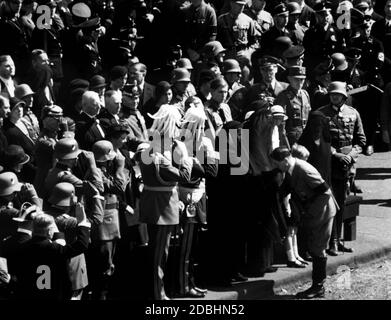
[344,119,355,132]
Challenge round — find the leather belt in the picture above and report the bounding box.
[143,185,176,192]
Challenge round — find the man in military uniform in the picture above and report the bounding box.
[309,58,333,110]
[217,0,259,61]
[222,59,248,121]
[171,68,194,116]
[44,137,104,202]
[303,2,344,72]
[286,2,308,45]
[76,17,104,79]
[276,65,311,147]
[246,56,288,109]
[261,3,290,51]
[243,0,274,41]
[181,0,217,63]
[89,140,127,300]
[317,82,366,255]
[280,45,305,82]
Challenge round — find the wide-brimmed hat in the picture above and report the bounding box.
[3,145,30,167]
[270,105,288,120]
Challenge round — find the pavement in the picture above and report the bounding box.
[177,151,391,300]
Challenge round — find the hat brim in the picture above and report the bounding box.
[289,75,306,79]
[329,90,347,97]
[48,195,73,207]
[60,149,81,160]
[96,150,117,162]
[90,84,107,89]
[19,154,30,165]
[272,113,288,120]
[225,68,242,73]
[276,12,289,16]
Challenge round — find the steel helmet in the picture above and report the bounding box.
[328,81,348,97]
[54,138,81,160]
[171,68,191,83]
[176,58,193,70]
[287,2,302,14]
[48,182,76,207]
[0,172,23,197]
[202,41,226,58]
[223,59,241,73]
[92,140,116,162]
[14,84,35,99]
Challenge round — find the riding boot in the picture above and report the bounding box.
[296,256,327,299]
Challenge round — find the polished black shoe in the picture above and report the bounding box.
[365,145,374,156]
[264,266,278,273]
[338,242,354,253]
[193,287,208,294]
[326,248,339,256]
[296,285,325,299]
[185,288,205,298]
[287,260,306,268]
[302,252,313,262]
[231,273,248,282]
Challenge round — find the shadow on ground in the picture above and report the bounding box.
[356,167,391,180]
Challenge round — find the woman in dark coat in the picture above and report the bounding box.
[298,110,332,185]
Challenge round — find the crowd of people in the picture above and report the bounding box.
[0,0,389,300]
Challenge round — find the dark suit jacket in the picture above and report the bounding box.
[246,80,289,106]
[98,108,120,134]
[75,112,105,151]
[2,119,35,157]
[14,226,90,300]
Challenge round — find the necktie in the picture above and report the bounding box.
[218,108,227,124]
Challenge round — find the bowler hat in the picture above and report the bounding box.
[3,145,30,167]
[0,172,23,197]
[69,79,90,91]
[287,66,306,78]
[89,75,107,90]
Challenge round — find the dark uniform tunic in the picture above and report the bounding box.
[317,103,366,242]
[182,1,217,54]
[275,86,311,146]
[217,12,258,59]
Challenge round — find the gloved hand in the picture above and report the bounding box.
[334,152,352,166]
[20,183,38,199]
[82,150,97,167]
